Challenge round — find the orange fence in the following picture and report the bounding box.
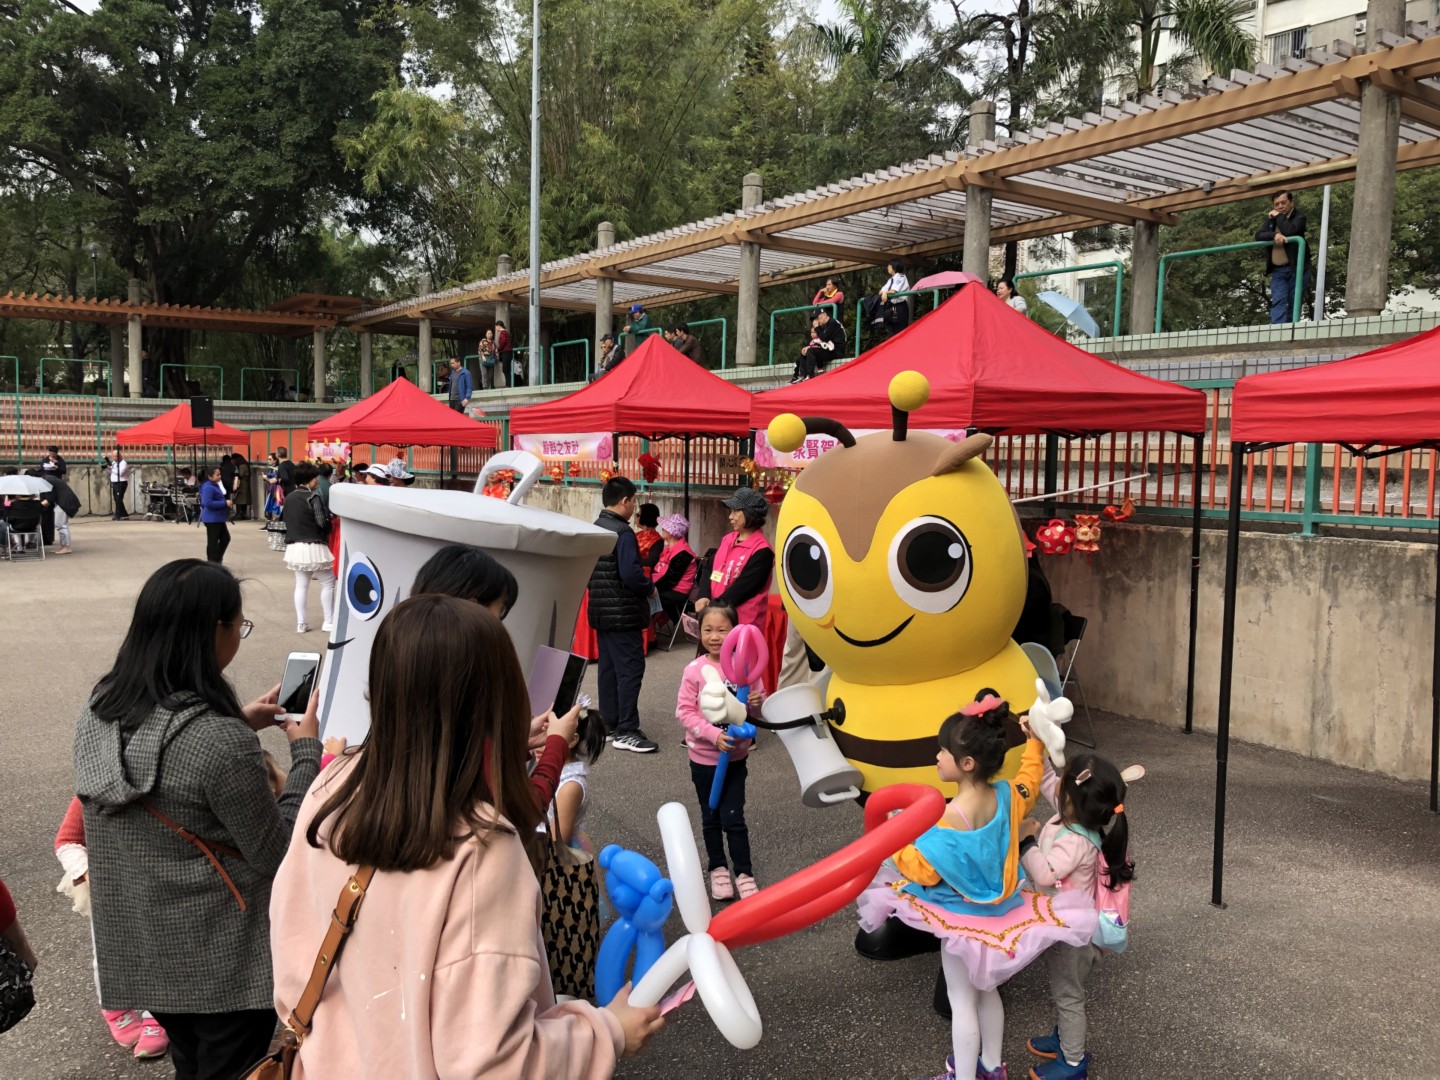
[5,390,1437,532]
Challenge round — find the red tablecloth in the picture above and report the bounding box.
[572,590,655,661]
[763,594,788,696]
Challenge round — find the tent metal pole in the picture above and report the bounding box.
[1432,518,1439,813]
[1212,440,1246,909]
[1185,433,1203,735]
[683,435,691,520]
[1043,434,1059,514]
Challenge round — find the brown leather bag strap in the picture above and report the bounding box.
[288,866,376,1042]
[140,799,247,912]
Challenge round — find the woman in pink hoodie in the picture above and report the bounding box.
[270,596,662,1078]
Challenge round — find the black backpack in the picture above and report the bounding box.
[0,936,35,1034]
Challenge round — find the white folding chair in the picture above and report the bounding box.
[1056,612,1096,748]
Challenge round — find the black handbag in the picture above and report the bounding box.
[538,799,599,1000]
[0,935,35,1034]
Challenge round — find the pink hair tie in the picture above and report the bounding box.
[962,694,1005,717]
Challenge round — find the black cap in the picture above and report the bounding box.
[722,487,769,518]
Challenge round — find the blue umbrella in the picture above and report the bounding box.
[1037,290,1102,338]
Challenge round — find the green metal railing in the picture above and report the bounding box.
[687,317,729,369]
[333,373,360,401]
[547,338,592,383]
[1015,261,1124,338]
[853,288,942,357]
[767,303,839,367]
[240,366,299,402]
[0,356,17,393]
[159,363,225,400]
[1157,238,1307,332]
[39,357,110,396]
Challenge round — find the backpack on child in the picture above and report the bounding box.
[1062,823,1131,954]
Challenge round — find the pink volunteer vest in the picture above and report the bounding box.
[712,530,773,632]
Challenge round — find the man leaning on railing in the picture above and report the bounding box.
[1255,190,1307,325]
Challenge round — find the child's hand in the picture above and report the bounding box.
[323,736,347,757]
[715,730,735,753]
[605,983,664,1057]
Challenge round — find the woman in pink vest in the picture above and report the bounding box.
[693,487,775,635]
[652,513,699,623]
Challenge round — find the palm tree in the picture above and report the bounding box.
[806,0,922,84]
[1106,0,1257,96]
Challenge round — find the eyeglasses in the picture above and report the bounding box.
[238,619,254,639]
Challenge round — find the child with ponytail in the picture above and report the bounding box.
[1019,754,1134,1080]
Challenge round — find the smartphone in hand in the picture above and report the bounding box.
[278,653,322,722]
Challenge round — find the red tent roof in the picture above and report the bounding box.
[1232,324,1440,444]
[116,404,249,447]
[750,284,1206,435]
[509,335,753,437]
[307,377,498,447]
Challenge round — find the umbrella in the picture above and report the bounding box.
[1036,291,1102,338]
[0,475,52,496]
[913,270,986,291]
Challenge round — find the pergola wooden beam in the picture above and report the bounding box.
[0,292,338,333]
[964,175,1179,226]
[597,270,740,295]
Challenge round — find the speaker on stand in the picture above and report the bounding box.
[191,396,214,529]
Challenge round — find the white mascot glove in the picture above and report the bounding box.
[699,667,746,728]
[1026,677,1072,770]
[57,874,92,919]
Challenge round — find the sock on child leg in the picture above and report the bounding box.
[976,985,1005,1070]
[941,950,982,1074]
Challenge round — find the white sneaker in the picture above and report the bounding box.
[297,622,309,634]
[321,621,334,633]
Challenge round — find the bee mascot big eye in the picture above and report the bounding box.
[767,372,1045,797]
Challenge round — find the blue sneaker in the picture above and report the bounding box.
[977,1062,1008,1080]
[916,1053,955,1080]
[1028,1053,1089,1080]
[1027,1027,1060,1060]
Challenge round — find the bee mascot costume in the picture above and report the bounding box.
[763,371,1072,982]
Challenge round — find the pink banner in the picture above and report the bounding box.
[753,427,971,469]
[512,431,614,461]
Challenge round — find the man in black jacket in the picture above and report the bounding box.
[1254,190,1307,324]
[793,307,848,383]
[587,477,658,753]
[275,447,296,496]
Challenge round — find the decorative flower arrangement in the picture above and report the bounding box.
[638,452,661,484]
[481,468,518,500]
[1073,513,1101,553]
[740,457,796,504]
[1033,498,1138,557]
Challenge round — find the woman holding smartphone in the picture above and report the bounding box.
[73,559,321,1080]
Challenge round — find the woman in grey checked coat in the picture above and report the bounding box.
[74,559,322,1080]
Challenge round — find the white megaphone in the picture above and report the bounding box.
[758,681,862,808]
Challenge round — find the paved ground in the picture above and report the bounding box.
[2,518,1439,1079]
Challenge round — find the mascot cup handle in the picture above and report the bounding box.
[474,450,544,504]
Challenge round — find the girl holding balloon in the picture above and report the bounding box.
[676,605,767,901]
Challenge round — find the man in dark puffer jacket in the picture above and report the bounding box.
[587,477,658,753]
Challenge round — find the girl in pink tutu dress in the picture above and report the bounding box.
[856,692,1096,1080]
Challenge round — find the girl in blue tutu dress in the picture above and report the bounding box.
[857,691,1095,1080]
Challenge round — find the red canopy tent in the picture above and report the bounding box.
[116,403,249,447]
[751,283,1207,435]
[306,375,498,447]
[1208,327,1440,906]
[509,336,753,514]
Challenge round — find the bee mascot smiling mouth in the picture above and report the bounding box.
[767,371,1046,797]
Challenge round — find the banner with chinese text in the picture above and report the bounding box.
[512,431,614,461]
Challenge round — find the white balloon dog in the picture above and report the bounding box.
[627,801,764,1049]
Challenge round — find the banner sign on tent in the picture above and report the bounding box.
[513,432,614,462]
[307,440,352,462]
[754,428,971,470]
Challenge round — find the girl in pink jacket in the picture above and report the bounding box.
[1017,753,1133,1080]
[270,595,661,1079]
[675,605,766,902]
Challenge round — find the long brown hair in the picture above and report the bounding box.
[306,595,544,871]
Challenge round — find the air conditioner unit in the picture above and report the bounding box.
[1355,17,1366,34]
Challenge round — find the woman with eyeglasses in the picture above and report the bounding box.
[73,559,322,1080]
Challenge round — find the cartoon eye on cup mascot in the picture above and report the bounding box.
[753,371,1074,981]
[316,453,617,742]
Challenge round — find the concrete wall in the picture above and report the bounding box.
[1041,522,1434,782]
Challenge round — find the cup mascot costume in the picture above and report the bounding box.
[317,453,617,743]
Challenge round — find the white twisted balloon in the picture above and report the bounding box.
[628,802,764,1050]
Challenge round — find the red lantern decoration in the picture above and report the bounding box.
[1034,518,1076,556]
[762,482,787,506]
[547,464,564,484]
[638,452,661,484]
[1073,513,1101,553]
[1102,497,1135,522]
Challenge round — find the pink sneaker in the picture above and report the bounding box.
[709,867,734,900]
[103,1009,144,1048]
[735,873,759,899]
[133,1018,170,1059]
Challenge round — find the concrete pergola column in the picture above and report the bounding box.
[1345,0,1406,318]
[495,255,512,388]
[359,332,373,398]
[1131,220,1160,336]
[416,273,434,392]
[595,221,616,368]
[963,101,996,279]
[108,324,124,397]
[736,172,763,367]
[126,278,143,399]
[312,328,327,403]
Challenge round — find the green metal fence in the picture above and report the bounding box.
[767,303,840,367]
[240,366,299,402]
[547,338,592,383]
[1014,261,1124,338]
[158,363,225,400]
[852,288,941,357]
[1157,238,1307,332]
[687,317,729,369]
